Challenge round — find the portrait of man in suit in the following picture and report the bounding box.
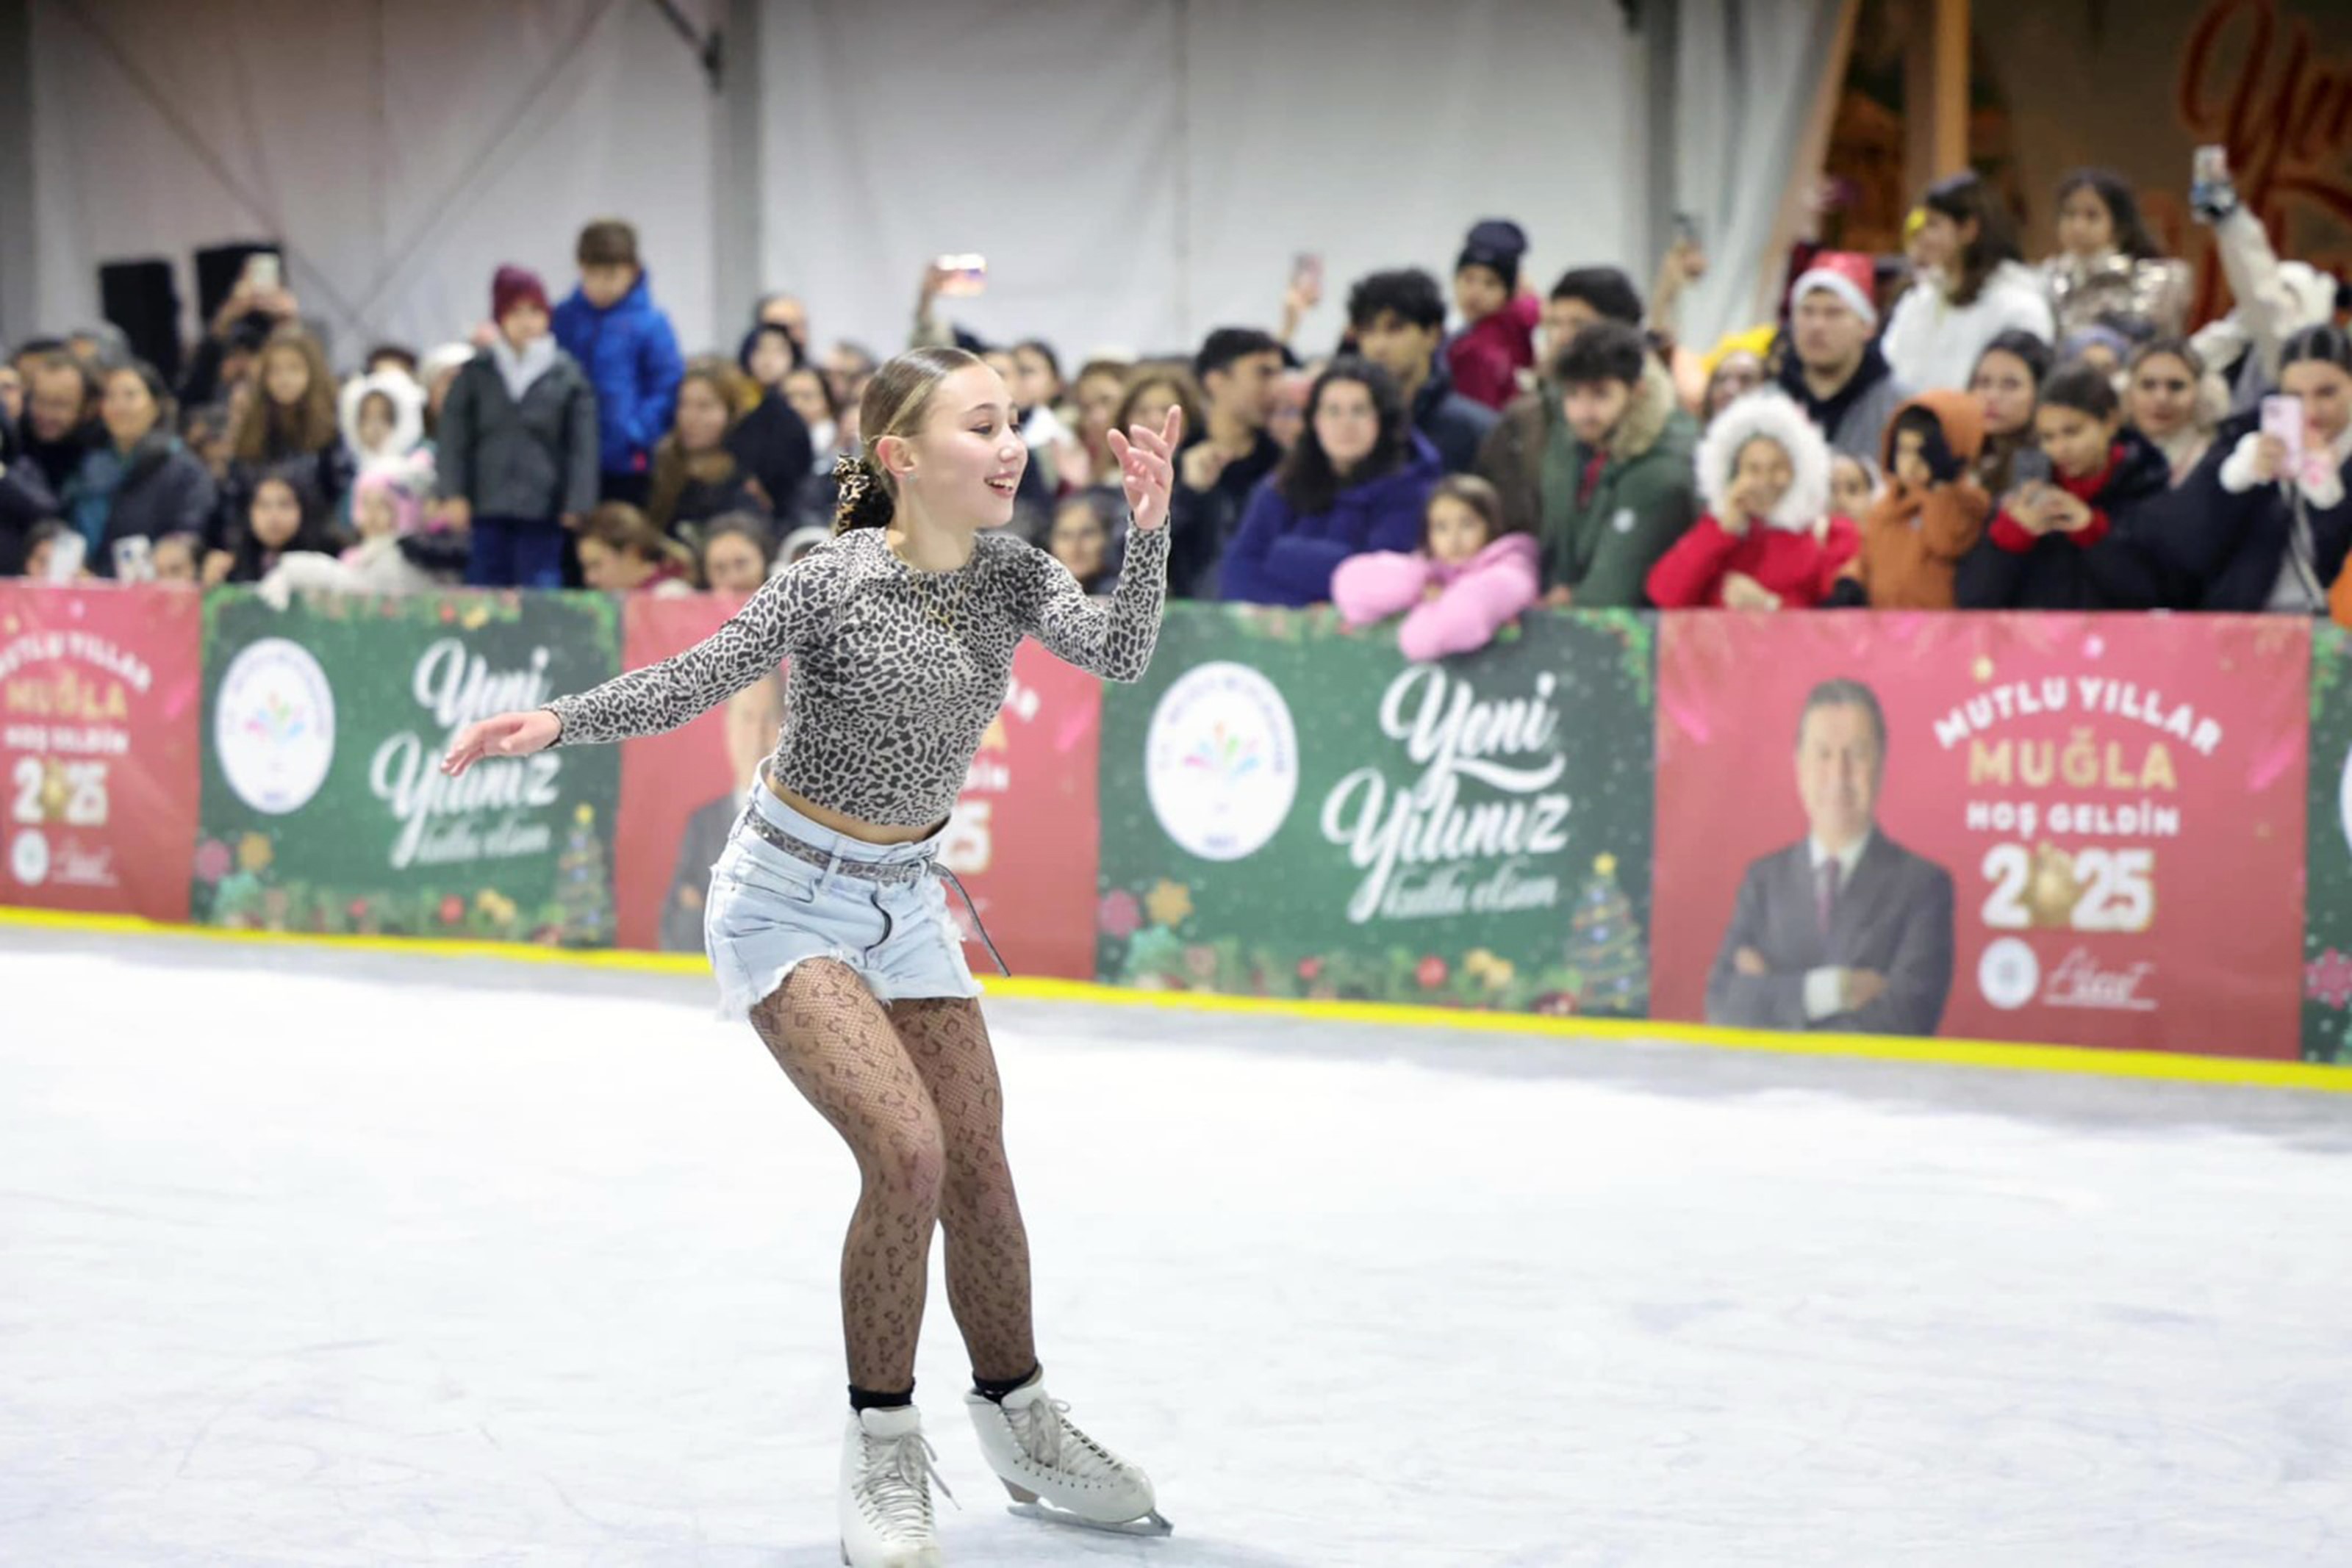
[1705,677,1955,1035]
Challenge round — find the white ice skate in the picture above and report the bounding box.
[964,1375,1172,1538]
[839,1405,953,1568]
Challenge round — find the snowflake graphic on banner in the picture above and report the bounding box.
[2304,948,2352,1010]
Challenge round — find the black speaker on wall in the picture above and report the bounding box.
[97,258,182,386]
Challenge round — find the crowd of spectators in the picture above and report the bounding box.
[4,149,2349,652]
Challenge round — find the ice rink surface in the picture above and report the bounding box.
[3,928,2349,1567]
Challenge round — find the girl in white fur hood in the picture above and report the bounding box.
[340,368,428,473]
[1645,387,1859,610]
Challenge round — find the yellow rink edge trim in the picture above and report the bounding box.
[4,905,2348,1093]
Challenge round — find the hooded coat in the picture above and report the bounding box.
[337,370,428,472]
[1646,389,1859,609]
[1840,389,1991,608]
[551,269,685,475]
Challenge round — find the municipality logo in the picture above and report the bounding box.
[1978,936,2040,1011]
[215,638,337,815]
[1145,662,1298,862]
[10,828,49,888]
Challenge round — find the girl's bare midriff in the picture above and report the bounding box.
[767,772,943,846]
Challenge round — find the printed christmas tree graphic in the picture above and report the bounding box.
[556,802,614,946]
[1568,852,1646,1015]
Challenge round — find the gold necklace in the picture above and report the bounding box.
[886,531,972,632]
[915,562,969,632]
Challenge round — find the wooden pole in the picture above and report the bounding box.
[1905,0,1973,196]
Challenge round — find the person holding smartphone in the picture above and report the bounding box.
[2188,145,2346,414]
[179,251,300,410]
[1954,364,2170,610]
[2151,326,2352,613]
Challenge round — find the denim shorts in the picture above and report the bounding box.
[703,783,985,1018]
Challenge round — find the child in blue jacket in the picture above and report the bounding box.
[553,218,685,506]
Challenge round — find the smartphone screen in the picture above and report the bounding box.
[112,536,155,583]
[2262,394,2304,472]
[933,253,986,298]
[46,534,86,582]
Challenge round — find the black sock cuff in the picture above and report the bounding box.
[848,1383,915,1411]
[971,1362,1042,1403]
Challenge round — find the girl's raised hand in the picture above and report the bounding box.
[1107,406,1183,533]
[441,708,561,777]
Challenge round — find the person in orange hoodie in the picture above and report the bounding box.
[1825,389,1989,608]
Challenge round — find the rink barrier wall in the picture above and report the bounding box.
[5,903,2349,1093]
[2,582,2348,1076]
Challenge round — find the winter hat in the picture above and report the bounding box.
[348,468,424,542]
[1457,219,1530,292]
[492,265,551,323]
[1703,323,1779,376]
[1693,387,1832,531]
[1793,251,1879,328]
[2059,323,2134,367]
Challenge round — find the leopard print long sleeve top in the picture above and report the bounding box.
[545,523,1170,827]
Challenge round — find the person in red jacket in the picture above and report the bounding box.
[1646,387,1858,609]
[1446,219,1542,412]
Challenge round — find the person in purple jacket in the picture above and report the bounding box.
[1218,357,1442,605]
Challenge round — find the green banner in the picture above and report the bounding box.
[2303,627,2352,1063]
[1097,604,1654,1015]
[196,589,623,943]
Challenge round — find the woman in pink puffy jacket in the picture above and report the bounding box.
[1331,474,1540,661]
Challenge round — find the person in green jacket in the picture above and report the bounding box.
[1479,320,1699,608]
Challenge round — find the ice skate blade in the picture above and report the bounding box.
[841,1540,945,1567]
[841,1538,945,1567]
[1007,1500,1175,1538]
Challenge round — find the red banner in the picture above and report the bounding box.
[1653,613,2308,1057]
[613,594,750,954]
[613,594,1102,979]
[937,646,1101,981]
[0,583,204,920]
